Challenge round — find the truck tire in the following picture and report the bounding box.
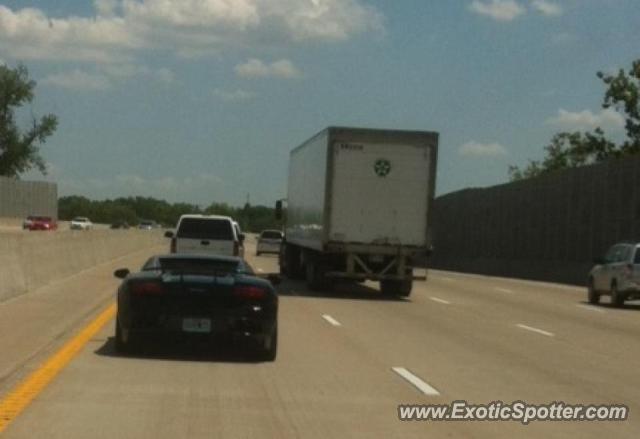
[306,260,326,291]
[380,279,413,297]
[587,278,600,304]
[281,243,304,279]
[611,282,625,308]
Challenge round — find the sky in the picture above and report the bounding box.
[1,0,638,207]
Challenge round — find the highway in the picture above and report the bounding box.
[0,238,638,438]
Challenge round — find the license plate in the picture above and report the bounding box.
[182,318,212,333]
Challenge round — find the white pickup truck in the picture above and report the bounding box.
[165,215,245,257]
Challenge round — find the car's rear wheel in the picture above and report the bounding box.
[256,323,277,362]
[611,282,625,307]
[115,318,136,354]
[587,278,600,304]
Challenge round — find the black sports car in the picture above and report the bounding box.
[113,254,279,361]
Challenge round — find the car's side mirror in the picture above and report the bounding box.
[164,231,174,238]
[114,268,130,279]
[275,200,283,220]
[239,233,246,242]
[267,273,282,286]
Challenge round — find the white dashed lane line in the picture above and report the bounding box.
[392,367,440,396]
[516,323,554,337]
[576,304,605,313]
[429,297,451,305]
[322,314,342,327]
[494,287,513,293]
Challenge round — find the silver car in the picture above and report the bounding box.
[588,242,640,306]
[256,230,283,256]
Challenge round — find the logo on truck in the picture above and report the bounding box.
[374,158,392,177]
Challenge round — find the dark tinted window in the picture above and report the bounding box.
[261,231,282,239]
[143,257,253,275]
[158,257,239,273]
[177,218,233,240]
[634,248,640,264]
[618,245,632,262]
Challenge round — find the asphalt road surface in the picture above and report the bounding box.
[0,238,638,438]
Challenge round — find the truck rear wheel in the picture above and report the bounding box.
[306,260,329,292]
[281,243,304,279]
[380,279,412,298]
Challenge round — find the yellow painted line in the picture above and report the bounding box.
[0,303,116,433]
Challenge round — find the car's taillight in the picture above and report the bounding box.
[233,241,239,256]
[130,282,165,296]
[170,238,176,253]
[233,285,267,300]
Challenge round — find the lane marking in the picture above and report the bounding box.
[257,268,264,273]
[516,323,554,337]
[495,287,513,294]
[392,367,440,396]
[322,314,342,326]
[439,277,454,282]
[429,297,451,305]
[576,304,605,313]
[0,303,116,433]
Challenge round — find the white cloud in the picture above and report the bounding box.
[213,88,256,102]
[468,0,525,21]
[0,5,141,63]
[235,58,302,79]
[547,108,625,131]
[458,141,508,157]
[40,70,111,91]
[531,0,562,17]
[39,65,175,91]
[0,1,383,64]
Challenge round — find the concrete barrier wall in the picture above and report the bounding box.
[0,230,164,302]
[0,177,58,219]
[430,155,640,285]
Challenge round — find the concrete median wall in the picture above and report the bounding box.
[430,155,640,285]
[0,230,164,302]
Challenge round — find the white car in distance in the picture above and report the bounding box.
[70,217,93,230]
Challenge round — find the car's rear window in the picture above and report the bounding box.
[177,218,234,240]
[144,257,253,275]
[157,257,240,273]
[261,231,282,239]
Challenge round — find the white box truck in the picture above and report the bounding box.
[276,127,438,297]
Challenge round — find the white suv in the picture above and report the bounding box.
[165,215,244,257]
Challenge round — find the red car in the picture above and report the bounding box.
[27,216,58,231]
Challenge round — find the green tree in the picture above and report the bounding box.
[509,59,640,181]
[0,64,58,177]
